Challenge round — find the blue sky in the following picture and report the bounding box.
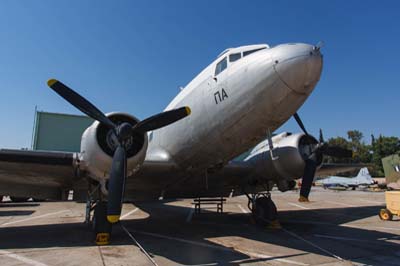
[0,1,399,149]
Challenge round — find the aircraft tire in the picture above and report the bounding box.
[253,197,278,225]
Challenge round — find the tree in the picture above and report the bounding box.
[371,134,400,176]
[347,130,363,145]
[325,136,350,163]
[347,130,371,163]
[322,131,399,177]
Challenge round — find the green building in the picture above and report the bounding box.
[32,110,93,152]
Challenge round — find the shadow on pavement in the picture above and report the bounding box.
[0,202,398,265]
[0,210,35,216]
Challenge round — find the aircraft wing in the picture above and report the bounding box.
[316,163,367,177]
[0,148,366,201]
[0,148,186,201]
[0,149,77,199]
[124,160,255,200]
[0,148,253,201]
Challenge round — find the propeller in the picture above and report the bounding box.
[293,112,352,202]
[47,79,191,223]
[314,41,324,52]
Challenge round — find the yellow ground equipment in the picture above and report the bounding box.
[379,191,400,221]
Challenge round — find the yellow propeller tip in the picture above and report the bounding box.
[47,79,58,87]
[107,215,120,223]
[185,106,191,115]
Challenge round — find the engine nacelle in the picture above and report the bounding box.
[79,112,148,181]
[248,132,322,185]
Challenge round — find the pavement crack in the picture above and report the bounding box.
[98,246,106,266]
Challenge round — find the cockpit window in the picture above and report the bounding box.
[243,47,266,57]
[215,57,227,76]
[229,53,241,62]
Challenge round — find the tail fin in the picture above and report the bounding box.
[356,167,370,177]
[355,167,374,184]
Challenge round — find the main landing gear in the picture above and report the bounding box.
[85,183,112,245]
[244,191,281,229]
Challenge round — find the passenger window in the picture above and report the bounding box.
[243,47,266,57]
[229,53,241,62]
[215,57,227,76]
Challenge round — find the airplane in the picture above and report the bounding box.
[0,42,353,244]
[319,167,375,190]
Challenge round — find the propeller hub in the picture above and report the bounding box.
[117,122,133,142]
[105,124,134,152]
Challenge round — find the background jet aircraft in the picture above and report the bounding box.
[319,167,375,190]
[0,42,353,243]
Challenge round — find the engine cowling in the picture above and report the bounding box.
[79,112,148,181]
[249,132,322,188]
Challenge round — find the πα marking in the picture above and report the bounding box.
[214,88,228,104]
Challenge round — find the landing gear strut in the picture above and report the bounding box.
[84,182,112,245]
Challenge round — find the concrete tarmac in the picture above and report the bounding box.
[0,188,399,266]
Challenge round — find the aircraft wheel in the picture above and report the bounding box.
[10,197,30,202]
[379,209,393,221]
[252,196,278,225]
[93,201,112,245]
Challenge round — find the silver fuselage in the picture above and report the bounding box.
[147,43,323,172]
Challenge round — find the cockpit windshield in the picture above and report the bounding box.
[243,47,266,57]
[229,53,241,62]
[215,45,268,76]
[215,57,227,76]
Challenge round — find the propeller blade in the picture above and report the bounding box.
[314,41,324,51]
[322,146,353,158]
[133,106,191,133]
[107,145,127,223]
[47,79,115,129]
[293,112,309,136]
[319,128,324,143]
[299,157,318,202]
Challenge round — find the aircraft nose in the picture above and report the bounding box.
[273,43,323,94]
